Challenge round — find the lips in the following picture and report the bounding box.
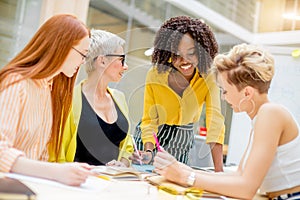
[180,64,192,70]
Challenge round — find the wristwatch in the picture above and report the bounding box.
[186,171,196,187]
[146,149,154,164]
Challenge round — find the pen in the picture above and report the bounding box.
[152,132,162,152]
[130,135,143,165]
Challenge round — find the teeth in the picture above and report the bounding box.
[181,64,191,70]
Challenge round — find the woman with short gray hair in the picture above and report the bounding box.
[49,29,133,167]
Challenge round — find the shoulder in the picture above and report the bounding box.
[1,73,27,90]
[146,66,158,77]
[257,103,292,125]
[2,73,24,84]
[259,103,289,115]
[146,66,168,82]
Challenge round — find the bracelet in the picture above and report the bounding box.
[186,171,196,187]
[145,149,154,164]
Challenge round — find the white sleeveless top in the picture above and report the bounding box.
[242,118,300,193]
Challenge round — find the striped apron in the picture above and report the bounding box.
[134,122,194,164]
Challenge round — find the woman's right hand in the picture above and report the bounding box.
[53,162,93,186]
[129,151,153,165]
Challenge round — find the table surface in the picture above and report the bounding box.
[1,171,268,200]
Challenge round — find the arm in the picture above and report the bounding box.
[0,78,92,186]
[204,74,225,172]
[11,157,92,186]
[118,134,134,167]
[129,69,158,164]
[154,105,284,199]
[140,72,159,148]
[209,143,223,172]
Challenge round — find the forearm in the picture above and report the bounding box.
[209,143,224,172]
[193,170,256,199]
[144,142,155,151]
[11,156,58,181]
[120,157,130,167]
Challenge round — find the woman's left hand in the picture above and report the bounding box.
[106,159,126,167]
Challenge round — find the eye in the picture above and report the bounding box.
[187,51,196,56]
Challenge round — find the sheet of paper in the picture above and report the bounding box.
[5,173,110,192]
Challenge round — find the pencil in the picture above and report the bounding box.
[130,135,143,165]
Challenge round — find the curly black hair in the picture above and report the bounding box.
[152,15,218,74]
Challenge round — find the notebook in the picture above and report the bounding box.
[131,164,155,173]
[91,166,142,180]
[0,177,36,200]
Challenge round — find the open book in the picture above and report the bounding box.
[91,166,142,180]
[146,175,188,195]
[0,177,36,200]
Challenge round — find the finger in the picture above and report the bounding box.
[154,155,174,169]
[78,162,93,170]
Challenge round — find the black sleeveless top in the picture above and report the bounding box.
[74,92,128,165]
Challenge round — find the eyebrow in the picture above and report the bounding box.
[177,47,196,53]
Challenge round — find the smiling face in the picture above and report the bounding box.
[172,33,198,81]
[60,36,90,77]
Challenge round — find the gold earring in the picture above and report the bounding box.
[168,57,172,63]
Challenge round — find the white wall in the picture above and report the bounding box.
[226,47,300,165]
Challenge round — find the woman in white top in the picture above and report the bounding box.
[153,43,300,200]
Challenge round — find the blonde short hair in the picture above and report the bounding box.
[211,43,274,94]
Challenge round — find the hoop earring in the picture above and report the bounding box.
[238,97,255,115]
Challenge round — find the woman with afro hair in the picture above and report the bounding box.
[132,16,225,172]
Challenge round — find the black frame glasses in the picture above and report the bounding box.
[72,47,87,61]
[105,54,126,66]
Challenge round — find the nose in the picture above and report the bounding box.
[123,62,128,70]
[175,55,191,64]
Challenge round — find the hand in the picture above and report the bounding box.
[129,151,152,165]
[106,159,127,167]
[53,162,93,186]
[153,149,192,186]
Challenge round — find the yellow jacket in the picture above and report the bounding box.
[141,67,225,145]
[49,80,133,164]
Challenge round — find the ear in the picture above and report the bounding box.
[244,86,255,99]
[94,56,106,67]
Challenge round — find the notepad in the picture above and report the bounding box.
[91,166,142,180]
[132,164,155,173]
[0,177,36,200]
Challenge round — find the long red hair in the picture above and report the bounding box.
[0,14,90,161]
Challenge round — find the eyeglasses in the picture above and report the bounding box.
[72,47,87,61]
[105,54,126,66]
